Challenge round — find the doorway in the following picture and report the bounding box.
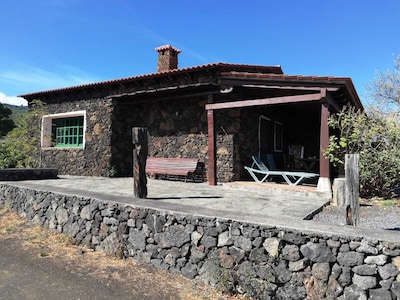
[258,115,273,155]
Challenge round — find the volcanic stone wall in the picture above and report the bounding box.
[111,99,236,182]
[37,95,257,181]
[40,98,113,177]
[1,183,400,299]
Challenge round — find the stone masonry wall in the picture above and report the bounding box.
[111,99,235,182]
[40,98,113,177]
[38,95,255,182]
[1,184,400,299]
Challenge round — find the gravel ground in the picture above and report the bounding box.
[312,204,400,231]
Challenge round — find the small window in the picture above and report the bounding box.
[52,117,84,147]
[41,111,86,148]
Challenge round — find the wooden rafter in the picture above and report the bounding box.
[241,84,338,92]
[205,93,323,111]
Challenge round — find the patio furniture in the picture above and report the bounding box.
[146,157,204,182]
[245,155,319,186]
[295,157,319,172]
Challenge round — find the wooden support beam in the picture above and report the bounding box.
[207,95,217,185]
[132,127,148,198]
[317,102,331,193]
[205,93,322,111]
[319,102,330,178]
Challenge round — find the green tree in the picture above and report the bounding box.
[325,56,400,198]
[0,103,15,137]
[325,106,400,198]
[0,100,46,168]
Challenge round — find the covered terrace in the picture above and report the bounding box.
[205,72,363,193]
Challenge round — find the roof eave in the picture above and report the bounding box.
[220,72,364,110]
[19,63,284,100]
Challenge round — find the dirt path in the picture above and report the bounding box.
[0,209,246,300]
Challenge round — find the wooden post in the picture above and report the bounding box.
[207,94,217,185]
[319,101,330,178]
[345,154,359,226]
[317,100,331,193]
[132,127,148,198]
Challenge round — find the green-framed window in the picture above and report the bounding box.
[52,116,84,147]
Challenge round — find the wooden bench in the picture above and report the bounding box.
[145,157,204,182]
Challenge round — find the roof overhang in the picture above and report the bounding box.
[219,72,364,111]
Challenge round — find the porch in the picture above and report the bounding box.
[207,88,338,192]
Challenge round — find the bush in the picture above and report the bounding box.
[0,103,15,137]
[324,105,400,198]
[0,100,46,168]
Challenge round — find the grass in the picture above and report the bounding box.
[360,197,400,207]
[5,224,16,232]
[381,200,396,207]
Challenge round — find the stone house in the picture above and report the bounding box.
[20,45,363,191]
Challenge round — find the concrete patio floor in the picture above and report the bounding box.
[3,175,330,222]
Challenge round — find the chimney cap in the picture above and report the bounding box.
[155,44,182,54]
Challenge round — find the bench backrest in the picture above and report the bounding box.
[146,157,200,176]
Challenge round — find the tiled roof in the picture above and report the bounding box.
[19,63,283,98]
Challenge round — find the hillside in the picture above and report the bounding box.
[2,103,28,121]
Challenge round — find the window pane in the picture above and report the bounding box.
[53,116,84,147]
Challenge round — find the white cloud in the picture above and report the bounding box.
[0,65,100,97]
[0,92,27,106]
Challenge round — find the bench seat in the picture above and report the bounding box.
[146,157,204,182]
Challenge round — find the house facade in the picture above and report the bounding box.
[20,45,363,191]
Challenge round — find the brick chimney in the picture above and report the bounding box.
[155,45,181,72]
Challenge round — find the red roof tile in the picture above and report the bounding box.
[19,63,283,98]
[155,44,182,53]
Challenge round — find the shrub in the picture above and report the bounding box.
[324,105,400,198]
[0,100,46,168]
[0,103,15,137]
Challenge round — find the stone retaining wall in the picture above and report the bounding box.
[1,184,400,299]
[0,168,58,180]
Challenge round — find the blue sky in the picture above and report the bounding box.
[1,0,399,106]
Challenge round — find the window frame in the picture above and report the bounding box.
[41,111,86,149]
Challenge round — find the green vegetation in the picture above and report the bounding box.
[325,56,400,199]
[0,100,47,168]
[0,103,15,137]
[381,200,396,207]
[3,103,28,122]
